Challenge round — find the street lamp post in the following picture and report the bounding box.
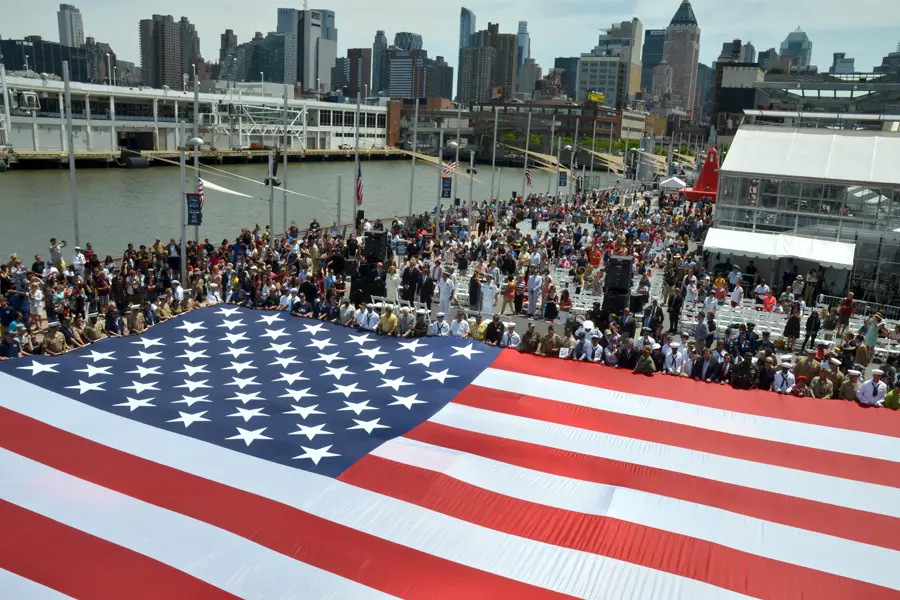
[407,99,419,222]
[105,53,112,86]
[192,64,200,243]
[178,123,204,280]
[62,61,80,247]
[453,102,461,202]
[489,105,498,201]
[556,141,572,198]
[467,149,475,207]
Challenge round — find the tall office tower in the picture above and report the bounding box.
[139,14,183,88]
[347,48,372,97]
[780,27,813,69]
[276,8,338,91]
[553,56,580,98]
[665,1,701,115]
[517,21,531,69]
[179,17,201,75]
[757,48,779,70]
[576,19,642,108]
[458,7,477,97]
[394,32,423,51]
[740,41,756,63]
[220,29,238,63]
[332,57,350,91]
[388,48,429,99]
[641,29,666,94]
[57,4,85,47]
[427,55,454,99]
[372,30,390,94]
[458,45,494,104]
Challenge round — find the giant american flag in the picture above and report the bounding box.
[1,305,899,599]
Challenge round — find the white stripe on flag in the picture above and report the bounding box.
[428,402,900,518]
[0,448,395,600]
[0,569,74,600]
[473,368,900,461]
[0,374,750,600]
[370,436,900,591]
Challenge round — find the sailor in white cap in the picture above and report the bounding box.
[575,319,594,339]
[205,282,222,305]
[857,368,888,406]
[480,273,499,314]
[664,341,685,376]
[172,280,184,304]
[71,245,86,279]
[363,303,380,331]
[431,312,450,337]
[773,361,795,393]
[499,322,521,348]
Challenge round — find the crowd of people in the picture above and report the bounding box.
[1,185,897,409]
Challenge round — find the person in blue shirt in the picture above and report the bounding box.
[0,330,23,359]
[291,294,314,318]
[104,308,126,337]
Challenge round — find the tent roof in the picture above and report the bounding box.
[720,125,900,188]
[660,176,686,189]
[703,227,855,269]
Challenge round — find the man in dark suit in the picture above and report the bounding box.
[419,271,435,306]
[712,353,734,384]
[691,348,721,382]
[619,308,636,340]
[667,287,683,334]
[401,263,420,302]
[616,338,639,370]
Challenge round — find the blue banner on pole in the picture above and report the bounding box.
[185,192,203,226]
[441,177,452,199]
[558,172,568,187]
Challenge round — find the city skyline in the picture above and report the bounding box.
[2,0,898,78]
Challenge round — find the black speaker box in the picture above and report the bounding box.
[606,255,633,292]
[364,231,389,261]
[602,292,630,315]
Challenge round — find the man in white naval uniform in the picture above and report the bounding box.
[438,272,455,317]
[857,368,888,406]
[480,274,499,315]
[431,313,451,337]
[526,271,543,317]
[499,323,521,348]
[773,362,796,394]
[664,341,686,376]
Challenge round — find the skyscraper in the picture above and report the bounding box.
[517,21,530,69]
[518,58,541,95]
[468,22,518,101]
[394,32,423,51]
[57,4,85,48]
[740,41,756,63]
[553,57,579,98]
[347,48,372,98]
[139,14,183,88]
[665,1,701,116]
[427,56,454,99]
[641,29,666,94]
[331,57,350,92]
[388,48,429,99]
[276,8,338,91]
[458,8,476,97]
[372,30,389,94]
[218,32,289,84]
[576,19,643,108]
[220,29,237,63]
[458,46,494,104]
[780,27,813,69]
[179,17,201,75]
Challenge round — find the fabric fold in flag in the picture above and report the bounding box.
[1,306,900,599]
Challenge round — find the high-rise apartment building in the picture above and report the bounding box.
[347,48,372,97]
[695,62,714,121]
[641,29,666,94]
[220,29,237,63]
[651,60,673,99]
[517,21,530,69]
[219,32,289,84]
[57,4,85,48]
[139,14,183,88]
[740,41,756,63]
[427,56,454,100]
[394,32,423,51]
[372,30,389,94]
[179,17,201,75]
[518,58,541,95]
[458,45,494,104]
[84,37,116,84]
[388,48,429,99]
[553,57,579,98]
[332,57,350,92]
[276,8,338,91]
[576,19,643,108]
[458,8,477,97]
[780,28,813,69]
[468,22,518,101]
[757,48,778,70]
[665,1,701,115]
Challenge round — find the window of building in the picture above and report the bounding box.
[366,113,376,127]
[319,110,331,126]
[376,113,386,128]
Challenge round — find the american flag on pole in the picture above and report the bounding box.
[355,161,364,206]
[1,305,899,598]
[525,168,533,187]
[442,160,459,176]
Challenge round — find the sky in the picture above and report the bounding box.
[4,0,899,74]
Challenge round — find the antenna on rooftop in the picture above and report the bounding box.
[303,0,308,10]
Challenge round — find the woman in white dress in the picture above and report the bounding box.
[386,265,401,301]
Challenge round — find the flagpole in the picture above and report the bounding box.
[337,174,342,231]
[589,119,596,186]
[193,64,200,243]
[178,120,187,279]
[435,128,443,229]
[467,149,474,207]
[354,91,361,223]
[546,117,555,196]
[408,99,419,222]
[490,105,498,201]
[268,151,275,248]
[282,84,289,235]
[555,137,561,198]
[570,119,579,199]
[521,112,531,197]
[453,102,461,202]
[608,116,614,177]
[62,61,80,247]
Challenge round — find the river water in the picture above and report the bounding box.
[0,160,616,260]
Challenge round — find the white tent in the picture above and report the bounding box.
[659,177,686,190]
[703,228,855,269]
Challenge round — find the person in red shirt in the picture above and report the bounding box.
[837,292,855,337]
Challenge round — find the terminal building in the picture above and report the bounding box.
[711,118,900,307]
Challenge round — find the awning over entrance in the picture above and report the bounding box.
[703,228,856,269]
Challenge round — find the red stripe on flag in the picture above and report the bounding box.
[403,421,900,552]
[457,386,900,489]
[0,499,235,600]
[0,407,569,600]
[489,352,900,437]
[341,456,896,600]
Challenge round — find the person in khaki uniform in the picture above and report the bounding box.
[519,323,542,354]
[42,324,68,356]
[825,357,845,391]
[80,315,105,342]
[840,369,862,401]
[538,325,563,357]
[127,308,145,336]
[157,296,173,321]
[793,349,820,382]
[809,370,834,399]
[634,346,657,376]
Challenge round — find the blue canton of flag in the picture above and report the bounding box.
[1,306,499,477]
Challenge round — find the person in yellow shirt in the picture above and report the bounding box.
[714,275,727,290]
[884,379,900,410]
[469,314,488,341]
[378,305,398,336]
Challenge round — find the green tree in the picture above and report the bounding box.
[502,132,517,142]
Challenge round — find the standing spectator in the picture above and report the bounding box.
[836,292,855,338]
[800,309,821,353]
[49,238,67,271]
[783,306,801,351]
